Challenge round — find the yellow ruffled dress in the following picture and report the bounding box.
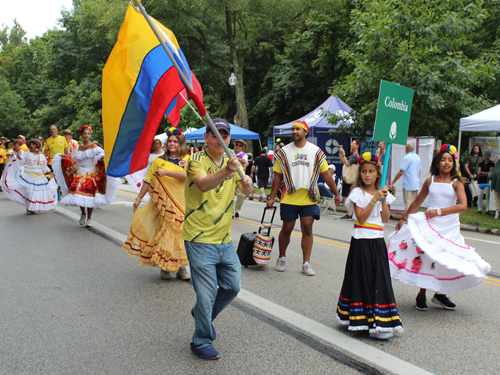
[122,156,189,271]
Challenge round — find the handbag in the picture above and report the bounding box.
[469,180,479,198]
[342,164,359,185]
[252,232,273,266]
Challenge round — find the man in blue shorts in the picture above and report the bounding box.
[267,120,340,276]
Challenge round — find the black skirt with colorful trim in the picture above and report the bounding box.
[337,237,403,333]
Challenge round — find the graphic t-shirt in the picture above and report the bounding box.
[274,153,329,206]
[43,136,69,165]
[182,150,244,244]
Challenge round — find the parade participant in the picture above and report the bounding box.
[252,148,273,202]
[0,139,6,188]
[183,118,253,360]
[53,125,120,227]
[388,145,491,310]
[232,139,248,218]
[43,125,70,169]
[125,138,164,200]
[4,140,14,162]
[17,136,29,152]
[62,129,79,156]
[476,150,495,215]
[267,120,340,276]
[6,140,23,161]
[43,125,70,201]
[122,128,190,281]
[336,153,402,339]
[1,139,58,214]
[339,140,360,220]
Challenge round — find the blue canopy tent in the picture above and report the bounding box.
[185,123,262,149]
[273,96,354,179]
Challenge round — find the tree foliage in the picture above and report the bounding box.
[0,0,498,148]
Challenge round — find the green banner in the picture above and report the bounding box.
[373,80,414,145]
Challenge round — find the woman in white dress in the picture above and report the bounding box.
[1,139,57,214]
[53,125,120,227]
[125,138,164,200]
[388,144,491,311]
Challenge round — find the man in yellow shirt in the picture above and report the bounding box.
[0,140,6,191]
[267,120,340,276]
[182,118,253,360]
[43,125,70,200]
[17,135,29,152]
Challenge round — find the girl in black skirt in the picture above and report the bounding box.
[336,153,403,339]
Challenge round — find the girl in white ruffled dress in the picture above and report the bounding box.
[388,144,491,310]
[1,139,57,214]
[124,138,164,201]
[53,125,120,227]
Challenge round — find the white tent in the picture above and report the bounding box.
[458,105,500,156]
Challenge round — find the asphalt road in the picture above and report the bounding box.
[1,185,499,375]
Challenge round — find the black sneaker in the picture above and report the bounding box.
[431,294,456,310]
[340,214,353,220]
[415,295,428,311]
[234,212,239,218]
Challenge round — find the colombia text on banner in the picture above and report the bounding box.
[102,4,202,177]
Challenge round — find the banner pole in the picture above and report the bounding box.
[380,143,391,188]
[132,0,244,179]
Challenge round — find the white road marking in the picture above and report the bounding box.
[54,205,434,375]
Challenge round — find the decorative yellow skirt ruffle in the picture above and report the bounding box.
[122,174,188,271]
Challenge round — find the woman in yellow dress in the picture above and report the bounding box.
[122,127,190,280]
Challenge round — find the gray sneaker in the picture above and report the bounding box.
[160,270,171,280]
[275,257,286,272]
[176,266,191,280]
[301,262,315,276]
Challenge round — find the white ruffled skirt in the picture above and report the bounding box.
[387,212,491,294]
[53,155,120,209]
[1,158,58,212]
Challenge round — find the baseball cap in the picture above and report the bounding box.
[207,118,231,134]
[328,164,336,171]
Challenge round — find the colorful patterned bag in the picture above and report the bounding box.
[253,233,273,266]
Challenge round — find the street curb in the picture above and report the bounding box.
[333,204,500,236]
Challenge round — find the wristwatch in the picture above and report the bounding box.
[436,208,442,216]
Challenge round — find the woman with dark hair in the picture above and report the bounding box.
[1,139,58,214]
[122,128,191,280]
[464,144,483,206]
[125,138,164,199]
[388,145,490,311]
[53,125,120,226]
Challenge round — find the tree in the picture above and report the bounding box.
[0,76,30,138]
[330,0,499,143]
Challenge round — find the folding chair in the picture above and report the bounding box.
[319,179,342,216]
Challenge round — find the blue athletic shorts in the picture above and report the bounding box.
[280,203,320,222]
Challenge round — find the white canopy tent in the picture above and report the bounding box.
[458,105,500,157]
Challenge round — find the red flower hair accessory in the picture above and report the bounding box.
[78,125,92,134]
[439,144,458,159]
[357,152,379,164]
[166,127,182,136]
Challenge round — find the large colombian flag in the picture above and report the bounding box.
[102,4,203,177]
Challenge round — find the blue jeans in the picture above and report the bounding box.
[184,241,241,349]
[318,183,333,198]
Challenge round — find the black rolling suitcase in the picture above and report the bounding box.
[237,206,276,267]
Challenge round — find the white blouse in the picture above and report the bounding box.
[345,187,395,239]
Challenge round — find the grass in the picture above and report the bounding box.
[459,207,499,229]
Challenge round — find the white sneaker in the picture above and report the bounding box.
[369,331,394,340]
[79,214,86,225]
[160,269,171,280]
[177,266,191,280]
[86,219,93,227]
[301,262,315,276]
[275,257,286,272]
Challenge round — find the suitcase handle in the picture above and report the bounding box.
[258,206,276,236]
